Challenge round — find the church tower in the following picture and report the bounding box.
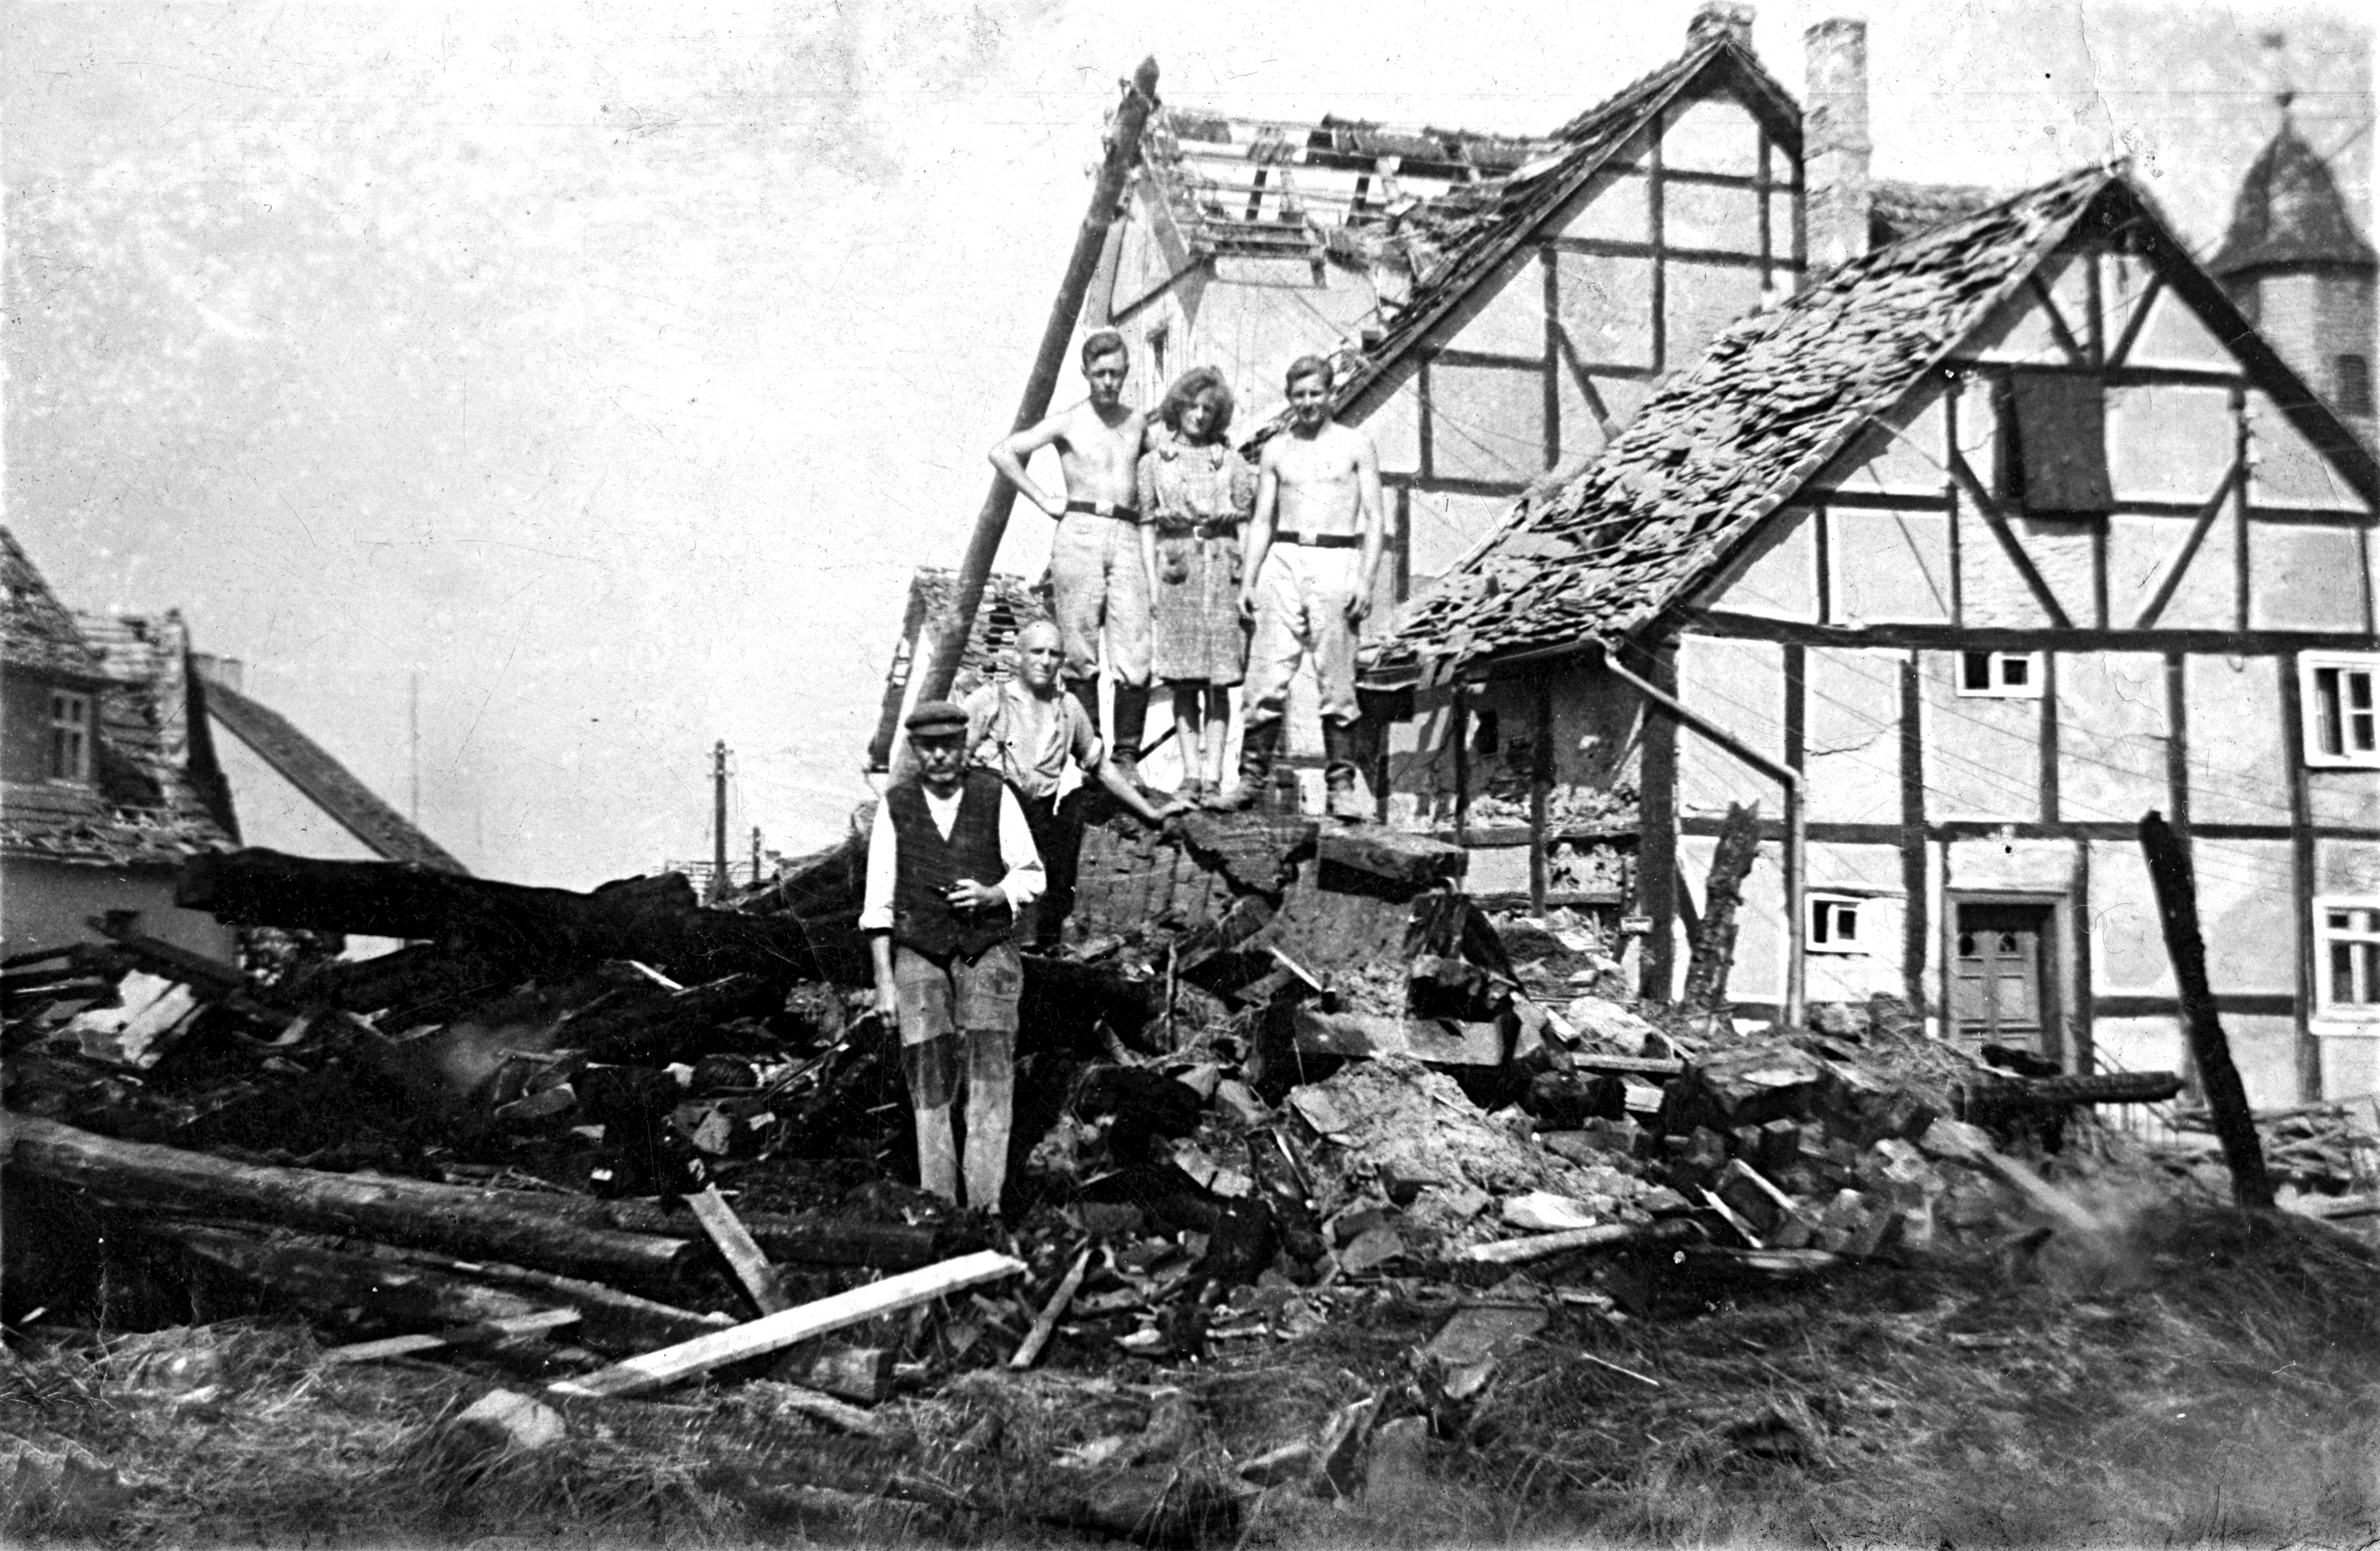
[2210,97,2378,446]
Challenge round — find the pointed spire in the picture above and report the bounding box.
[2210,110,2377,278]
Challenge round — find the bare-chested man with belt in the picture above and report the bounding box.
[988,330,1157,784]
[1221,354,1385,819]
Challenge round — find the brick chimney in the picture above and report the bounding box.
[1689,2,1756,51]
[1803,17,1873,272]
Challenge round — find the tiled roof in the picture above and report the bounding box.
[1391,168,2114,668]
[198,669,469,874]
[2210,118,2377,277]
[1,528,107,681]
[1870,180,2004,247]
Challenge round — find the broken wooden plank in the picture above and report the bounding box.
[549,1250,1026,1400]
[685,1187,789,1315]
[3,1114,695,1289]
[1314,825,1466,888]
[1009,1246,1092,1370]
[764,1384,892,1439]
[326,1309,581,1365]
[1461,1218,1700,1266]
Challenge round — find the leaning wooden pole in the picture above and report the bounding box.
[2137,811,2275,1210]
[875,58,1160,770]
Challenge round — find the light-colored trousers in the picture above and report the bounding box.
[1244,543,1362,727]
[892,941,1021,1213]
[1051,512,1152,687]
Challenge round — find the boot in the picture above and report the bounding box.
[1212,717,1282,811]
[1322,718,1368,823]
[1110,682,1149,788]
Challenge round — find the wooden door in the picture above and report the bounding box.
[1951,902,2050,1046]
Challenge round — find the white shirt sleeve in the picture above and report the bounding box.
[995,785,1045,914]
[858,799,898,933]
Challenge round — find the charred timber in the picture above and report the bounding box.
[177,848,815,985]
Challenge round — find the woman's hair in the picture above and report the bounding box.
[1156,367,1235,443]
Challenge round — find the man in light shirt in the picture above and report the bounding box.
[861,700,1044,1213]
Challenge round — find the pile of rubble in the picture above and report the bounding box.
[5,795,2350,1532]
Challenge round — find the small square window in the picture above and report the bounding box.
[2314,898,2380,1018]
[48,690,91,784]
[1808,893,1865,954]
[1957,650,2044,699]
[2302,653,2380,769]
[2336,353,2373,419]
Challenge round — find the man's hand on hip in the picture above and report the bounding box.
[1345,587,1372,623]
[946,878,1007,913]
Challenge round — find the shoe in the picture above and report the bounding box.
[1177,774,1207,804]
[1322,719,1368,823]
[1212,718,1282,812]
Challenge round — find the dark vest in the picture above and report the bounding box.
[887,771,1016,959]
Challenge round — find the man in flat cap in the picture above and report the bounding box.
[861,700,1045,1213]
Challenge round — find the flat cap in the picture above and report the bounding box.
[905,699,969,736]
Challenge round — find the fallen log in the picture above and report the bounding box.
[603,1201,978,1271]
[550,1249,1027,1400]
[176,848,815,986]
[4,1114,695,1290]
[326,1308,580,1365]
[1460,1218,1702,1266]
[1955,1069,2185,1128]
[360,1243,739,1352]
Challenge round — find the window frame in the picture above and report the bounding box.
[2313,895,2380,1024]
[1956,649,2045,700]
[2300,651,2380,770]
[47,689,92,784]
[1806,892,1867,955]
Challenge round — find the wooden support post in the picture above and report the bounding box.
[685,1187,789,1315]
[1682,801,1760,1012]
[1529,673,1554,915]
[2137,812,2275,1210]
[1009,1245,1092,1370]
[549,1250,1026,1401]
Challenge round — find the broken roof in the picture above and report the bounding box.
[2,527,109,682]
[198,668,469,874]
[2210,116,2378,278]
[1390,166,2380,672]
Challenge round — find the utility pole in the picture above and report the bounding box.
[750,826,763,886]
[711,741,729,904]
[872,58,1160,771]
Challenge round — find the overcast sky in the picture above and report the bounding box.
[6,0,2369,887]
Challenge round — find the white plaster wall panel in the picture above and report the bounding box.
[1768,193,1797,260]
[1951,375,2000,464]
[1406,490,1514,584]
[1678,834,1787,1002]
[2107,385,2233,503]
[1696,508,1817,621]
[1663,259,1765,371]
[2183,656,2291,828]
[2089,840,2176,999]
[1829,509,1952,624]
[1386,684,1456,824]
[2315,838,2380,898]
[1809,840,1904,894]
[2247,523,2370,632]
[1959,288,2068,366]
[2108,515,2234,630]
[1807,902,1904,1004]
[1443,247,1550,361]
[1922,653,2043,821]
[2097,253,2157,353]
[1956,510,2059,628]
[1803,647,1903,824]
[1553,365,1611,468]
[1555,252,1655,368]
[2319,1032,2380,1102]
[2222,1014,2305,1111]
[1663,181,1761,253]
[2193,837,2297,994]
[2058,652,2170,822]
[1660,97,1761,177]
[214,734,385,864]
[2091,1015,2186,1084]
[2309,772,2380,831]
[1466,843,1531,897]
[1947,836,2076,893]
[1427,364,1545,485]
[1364,369,1423,477]
[1823,399,1948,497]
[2123,286,2233,371]
[1676,635,1784,817]
[1202,283,1368,428]
[1590,376,1652,437]
[2247,391,2365,510]
[1557,169,1651,244]
[2008,518,2096,625]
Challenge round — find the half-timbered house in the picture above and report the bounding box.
[1385,165,2380,1107]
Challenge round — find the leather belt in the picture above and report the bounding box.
[1157,519,1240,540]
[1277,531,1361,549]
[1063,499,1141,521]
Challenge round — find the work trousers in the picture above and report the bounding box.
[892,940,1023,1213]
[1051,513,1152,687]
[1243,543,1362,727]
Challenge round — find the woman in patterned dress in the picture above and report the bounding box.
[1137,368,1256,804]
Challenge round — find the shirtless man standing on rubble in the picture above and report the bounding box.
[1220,355,1385,820]
[987,331,1158,786]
